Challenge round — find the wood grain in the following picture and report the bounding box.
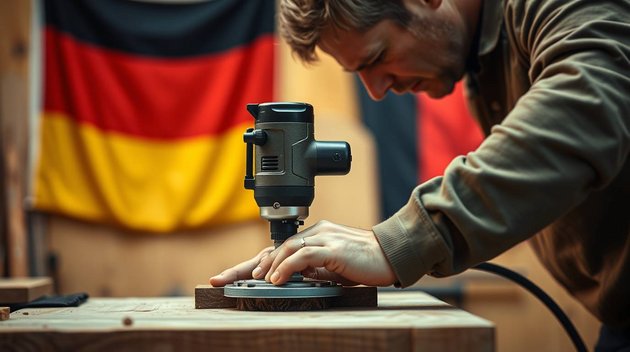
[0,293,494,352]
[0,277,53,303]
[236,297,330,311]
[0,330,411,352]
[194,285,235,309]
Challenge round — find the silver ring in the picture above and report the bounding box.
[300,237,306,248]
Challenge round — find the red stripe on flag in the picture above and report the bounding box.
[417,82,483,182]
[44,27,274,140]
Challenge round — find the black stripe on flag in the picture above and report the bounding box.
[44,0,275,58]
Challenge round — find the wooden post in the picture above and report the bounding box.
[0,0,33,277]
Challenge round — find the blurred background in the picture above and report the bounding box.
[0,0,598,350]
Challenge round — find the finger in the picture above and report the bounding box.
[262,224,328,282]
[270,246,335,285]
[264,236,310,282]
[252,250,273,279]
[210,247,273,286]
[209,262,254,287]
[248,246,276,279]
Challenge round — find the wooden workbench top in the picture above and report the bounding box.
[0,291,494,352]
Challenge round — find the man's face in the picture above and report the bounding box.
[318,8,467,100]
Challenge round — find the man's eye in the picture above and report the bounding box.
[371,51,386,66]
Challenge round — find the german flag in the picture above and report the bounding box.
[34,0,276,232]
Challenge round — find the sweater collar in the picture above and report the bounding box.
[477,0,504,56]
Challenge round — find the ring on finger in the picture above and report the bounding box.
[300,237,307,249]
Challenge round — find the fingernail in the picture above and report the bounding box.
[252,267,262,278]
[270,271,280,283]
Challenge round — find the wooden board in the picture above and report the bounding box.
[0,292,494,352]
[0,307,8,321]
[195,285,377,310]
[195,285,236,308]
[0,277,53,304]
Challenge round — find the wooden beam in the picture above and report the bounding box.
[0,295,495,351]
[0,306,9,320]
[0,277,52,303]
[194,285,236,309]
[0,0,32,277]
[334,285,378,308]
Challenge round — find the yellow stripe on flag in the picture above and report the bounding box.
[34,113,259,232]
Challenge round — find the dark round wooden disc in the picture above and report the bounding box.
[236,297,331,311]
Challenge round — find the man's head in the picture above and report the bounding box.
[279,0,478,100]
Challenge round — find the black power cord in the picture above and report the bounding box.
[471,262,588,352]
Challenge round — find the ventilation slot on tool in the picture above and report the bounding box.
[261,156,279,171]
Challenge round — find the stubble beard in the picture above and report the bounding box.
[408,14,465,98]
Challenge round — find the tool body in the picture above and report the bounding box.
[224,102,352,308]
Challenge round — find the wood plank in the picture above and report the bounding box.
[412,327,495,352]
[0,0,32,278]
[335,286,378,308]
[195,285,377,310]
[0,293,494,352]
[0,330,412,352]
[0,277,53,303]
[0,307,9,321]
[194,285,235,309]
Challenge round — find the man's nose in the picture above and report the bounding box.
[358,70,392,101]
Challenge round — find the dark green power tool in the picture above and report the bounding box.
[224,102,352,307]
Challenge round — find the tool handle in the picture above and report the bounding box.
[244,128,256,189]
[243,128,268,189]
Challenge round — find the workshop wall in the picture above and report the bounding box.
[1,1,600,351]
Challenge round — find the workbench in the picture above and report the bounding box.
[0,291,494,352]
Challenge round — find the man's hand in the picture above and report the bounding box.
[209,220,396,287]
[209,246,274,287]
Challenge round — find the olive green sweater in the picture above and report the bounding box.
[373,0,630,329]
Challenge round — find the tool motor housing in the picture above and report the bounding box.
[244,102,351,244]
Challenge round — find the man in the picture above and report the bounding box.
[211,0,630,348]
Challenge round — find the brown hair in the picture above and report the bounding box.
[279,0,411,63]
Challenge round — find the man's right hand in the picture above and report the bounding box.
[209,246,274,287]
[209,220,397,288]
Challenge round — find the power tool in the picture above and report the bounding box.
[223,102,352,308]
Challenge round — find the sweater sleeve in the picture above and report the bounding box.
[373,0,630,287]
